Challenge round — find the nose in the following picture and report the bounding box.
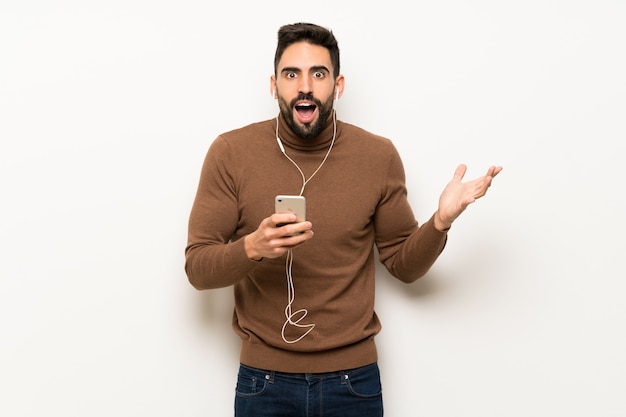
[298,75,313,96]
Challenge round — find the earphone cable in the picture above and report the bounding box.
[276,110,337,343]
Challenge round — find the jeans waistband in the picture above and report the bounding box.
[240,362,377,382]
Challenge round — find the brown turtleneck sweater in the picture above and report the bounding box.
[185,114,448,373]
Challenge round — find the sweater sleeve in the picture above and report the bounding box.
[374,144,448,283]
[184,136,260,290]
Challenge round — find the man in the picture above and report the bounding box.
[185,22,501,417]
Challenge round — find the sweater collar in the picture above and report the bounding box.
[275,111,340,152]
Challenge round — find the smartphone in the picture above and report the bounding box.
[275,195,306,226]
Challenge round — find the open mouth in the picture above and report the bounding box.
[294,102,317,124]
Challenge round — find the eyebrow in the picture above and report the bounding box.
[280,65,331,75]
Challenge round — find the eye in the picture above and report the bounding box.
[313,71,325,79]
[286,72,297,79]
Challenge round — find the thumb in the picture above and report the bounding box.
[453,164,467,181]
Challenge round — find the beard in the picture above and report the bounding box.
[279,93,334,139]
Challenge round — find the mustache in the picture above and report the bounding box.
[291,94,322,107]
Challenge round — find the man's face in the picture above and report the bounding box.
[272,42,343,139]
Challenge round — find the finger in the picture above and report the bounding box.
[474,176,494,198]
[487,165,503,178]
[272,213,297,228]
[453,163,467,181]
[278,231,313,248]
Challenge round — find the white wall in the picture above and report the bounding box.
[1,1,624,416]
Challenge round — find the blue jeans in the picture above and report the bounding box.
[234,362,384,417]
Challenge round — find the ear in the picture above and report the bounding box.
[270,75,277,99]
[334,75,345,100]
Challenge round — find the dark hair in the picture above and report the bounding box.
[274,22,340,79]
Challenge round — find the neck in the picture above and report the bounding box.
[276,111,338,196]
